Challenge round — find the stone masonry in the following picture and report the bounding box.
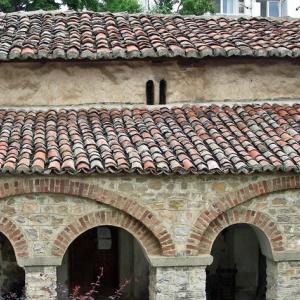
[0,174,298,298]
[149,266,206,300]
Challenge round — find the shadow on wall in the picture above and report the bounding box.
[57,226,150,300]
[206,224,267,300]
[0,233,25,299]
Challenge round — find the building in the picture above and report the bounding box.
[0,10,300,300]
[215,0,300,17]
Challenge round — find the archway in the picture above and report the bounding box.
[0,232,25,297]
[57,226,150,300]
[206,224,267,300]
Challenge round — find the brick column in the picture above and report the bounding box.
[25,266,57,300]
[149,266,207,300]
[266,259,300,300]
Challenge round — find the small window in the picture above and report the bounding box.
[238,0,245,14]
[223,0,234,14]
[159,79,167,105]
[97,227,112,250]
[146,80,154,105]
[267,1,280,17]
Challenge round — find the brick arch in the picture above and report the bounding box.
[51,210,162,259]
[197,208,284,255]
[187,175,298,255]
[0,178,175,256]
[0,216,29,260]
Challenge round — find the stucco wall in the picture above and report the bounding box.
[1,58,300,107]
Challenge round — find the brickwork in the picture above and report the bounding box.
[197,207,284,254]
[52,210,162,257]
[187,175,300,255]
[0,174,298,298]
[0,177,175,257]
[0,216,28,258]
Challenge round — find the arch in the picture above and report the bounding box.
[146,80,155,105]
[159,79,167,105]
[0,216,29,261]
[190,207,283,257]
[52,210,162,261]
[0,178,175,256]
[186,176,298,255]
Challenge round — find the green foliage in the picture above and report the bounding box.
[27,0,59,11]
[151,0,173,14]
[0,0,142,12]
[99,0,142,13]
[152,0,215,15]
[63,0,101,11]
[0,0,213,15]
[180,0,215,15]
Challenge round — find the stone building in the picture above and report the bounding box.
[0,10,299,300]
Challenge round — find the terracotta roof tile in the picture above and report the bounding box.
[0,11,300,61]
[0,104,298,175]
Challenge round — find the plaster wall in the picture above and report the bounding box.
[0,58,300,107]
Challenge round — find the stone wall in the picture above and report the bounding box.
[0,174,300,258]
[149,266,206,300]
[266,260,300,300]
[1,58,300,107]
[0,174,299,299]
[25,266,57,300]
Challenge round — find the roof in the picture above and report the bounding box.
[0,103,300,175]
[0,11,300,61]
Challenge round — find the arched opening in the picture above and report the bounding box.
[146,80,154,105]
[0,233,25,297]
[206,224,267,300]
[159,79,167,105]
[57,226,150,300]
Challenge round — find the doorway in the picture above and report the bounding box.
[57,226,150,300]
[206,224,267,300]
[69,227,119,298]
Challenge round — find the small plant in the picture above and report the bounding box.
[57,267,130,300]
[68,267,103,300]
[1,267,130,300]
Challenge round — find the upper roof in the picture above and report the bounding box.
[0,10,300,61]
[1,103,300,176]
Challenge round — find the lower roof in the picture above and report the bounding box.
[0,103,299,175]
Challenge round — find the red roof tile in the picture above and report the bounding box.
[0,104,299,175]
[0,11,300,61]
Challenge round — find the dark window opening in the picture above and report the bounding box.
[159,79,167,105]
[146,80,154,105]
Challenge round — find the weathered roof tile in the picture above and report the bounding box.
[0,104,298,175]
[0,11,299,61]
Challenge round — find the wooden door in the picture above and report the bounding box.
[69,227,119,297]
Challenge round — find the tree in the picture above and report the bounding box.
[151,0,173,14]
[179,0,215,15]
[152,0,215,15]
[99,0,141,13]
[0,0,142,13]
